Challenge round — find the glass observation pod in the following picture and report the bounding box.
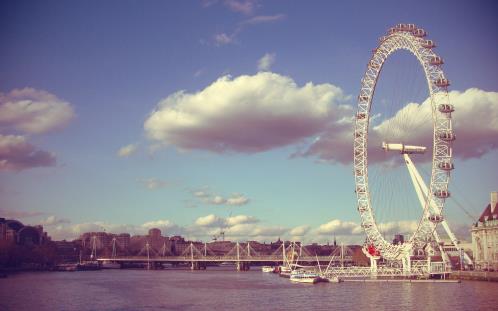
[395,23,414,31]
[379,35,389,42]
[434,78,450,87]
[422,40,436,48]
[434,190,451,199]
[430,56,444,65]
[438,161,455,171]
[439,131,456,141]
[413,28,427,37]
[369,60,381,69]
[438,104,455,113]
[407,24,417,30]
[358,95,369,102]
[428,214,444,223]
[356,112,367,119]
[387,28,397,35]
[356,186,366,193]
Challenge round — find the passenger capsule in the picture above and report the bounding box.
[438,104,455,113]
[362,223,373,229]
[356,112,367,119]
[358,95,369,102]
[422,40,436,49]
[430,56,444,65]
[406,24,417,31]
[369,60,380,69]
[428,214,444,223]
[434,190,450,199]
[413,28,427,37]
[438,161,454,171]
[434,78,450,88]
[439,131,456,141]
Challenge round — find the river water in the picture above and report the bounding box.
[1,267,497,311]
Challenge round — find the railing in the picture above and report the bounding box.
[97,255,349,262]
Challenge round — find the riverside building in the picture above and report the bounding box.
[471,191,498,270]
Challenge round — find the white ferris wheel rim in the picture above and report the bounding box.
[353,24,454,260]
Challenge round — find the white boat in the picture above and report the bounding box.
[279,265,292,278]
[325,276,342,283]
[262,266,274,273]
[290,270,322,284]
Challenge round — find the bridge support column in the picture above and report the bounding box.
[403,255,411,277]
[370,256,379,279]
[236,262,250,271]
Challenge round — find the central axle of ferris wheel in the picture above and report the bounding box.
[381,142,426,154]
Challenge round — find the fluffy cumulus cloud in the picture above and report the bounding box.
[289,225,310,236]
[144,72,347,153]
[190,188,250,207]
[304,88,498,164]
[316,219,363,236]
[257,52,276,71]
[0,88,74,134]
[0,134,56,171]
[0,88,74,172]
[117,143,138,157]
[40,215,70,226]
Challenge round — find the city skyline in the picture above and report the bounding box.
[1,0,497,244]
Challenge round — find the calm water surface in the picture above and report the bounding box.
[1,268,497,311]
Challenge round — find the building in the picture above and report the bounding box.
[393,234,404,245]
[471,191,498,270]
[0,218,48,246]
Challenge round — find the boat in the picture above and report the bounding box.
[290,270,322,284]
[325,276,342,283]
[101,261,121,269]
[279,265,292,278]
[262,266,274,273]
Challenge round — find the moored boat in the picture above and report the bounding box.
[289,270,322,284]
[262,266,274,273]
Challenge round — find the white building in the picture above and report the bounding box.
[471,191,498,270]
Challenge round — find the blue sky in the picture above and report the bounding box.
[1,0,497,243]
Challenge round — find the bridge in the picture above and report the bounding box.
[95,241,354,271]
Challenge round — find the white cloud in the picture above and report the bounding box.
[213,33,234,46]
[226,214,259,226]
[304,88,498,163]
[289,225,310,236]
[258,52,276,71]
[138,178,169,190]
[226,194,250,206]
[209,13,285,46]
[195,214,225,227]
[144,72,346,153]
[40,215,70,226]
[0,88,74,134]
[223,0,257,15]
[0,134,56,171]
[117,143,138,157]
[316,219,363,236]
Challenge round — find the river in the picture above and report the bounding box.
[1,268,497,311]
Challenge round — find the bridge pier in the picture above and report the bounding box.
[236,262,250,271]
[191,262,207,270]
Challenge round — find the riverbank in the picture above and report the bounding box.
[450,271,498,282]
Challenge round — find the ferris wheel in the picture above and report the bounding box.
[353,23,471,264]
